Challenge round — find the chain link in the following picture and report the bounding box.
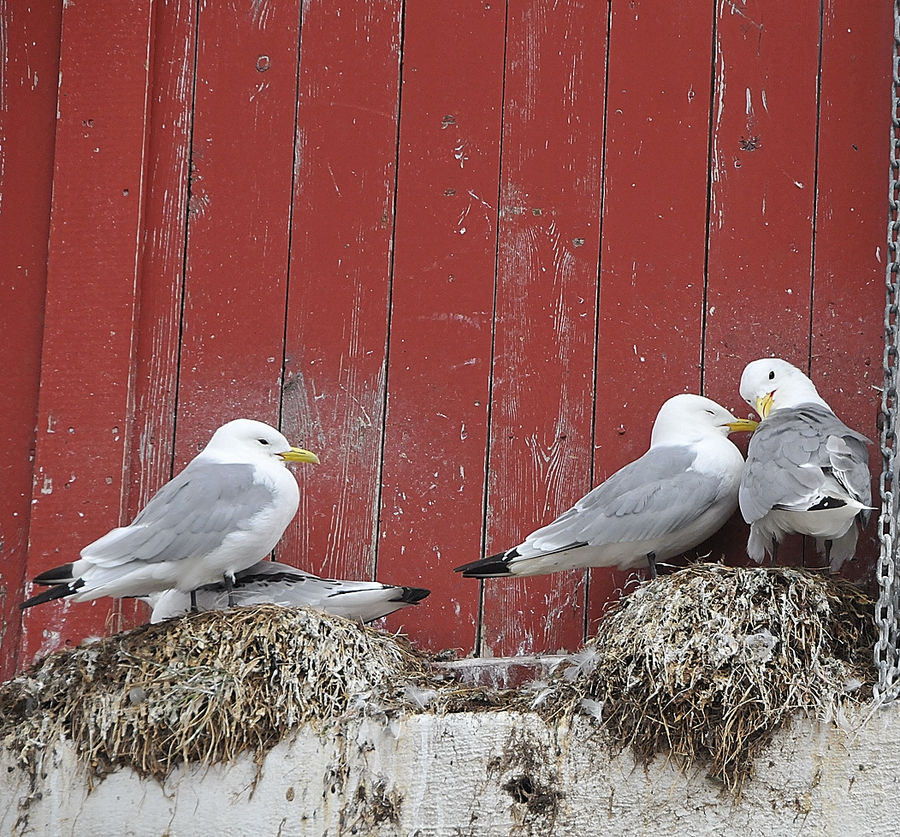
[873,0,900,704]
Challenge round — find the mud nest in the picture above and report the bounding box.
[0,604,508,788]
[544,563,876,792]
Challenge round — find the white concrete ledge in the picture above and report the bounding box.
[3,706,899,836]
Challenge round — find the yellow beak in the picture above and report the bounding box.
[280,447,320,464]
[756,391,775,420]
[725,418,759,433]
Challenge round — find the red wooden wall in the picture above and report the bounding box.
[0,0,892,677]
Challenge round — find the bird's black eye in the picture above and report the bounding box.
[768,370,775,380]
[706,409,715,415]
[257,438,270,446]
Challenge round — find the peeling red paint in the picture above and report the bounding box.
[4,0,890,669]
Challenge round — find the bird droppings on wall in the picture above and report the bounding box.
[489,725,564,831]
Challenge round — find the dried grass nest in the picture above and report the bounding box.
[542,563,876,791]
[0,564,876,796]
[0,605,512,789]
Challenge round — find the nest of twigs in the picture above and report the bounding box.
[544,563,876,792]
[0,605,511,790]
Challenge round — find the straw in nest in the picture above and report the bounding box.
[545,563,875,792]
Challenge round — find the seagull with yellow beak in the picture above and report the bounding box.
[456,394,758,580]
[738,358,872,571]
[21,419,320,609]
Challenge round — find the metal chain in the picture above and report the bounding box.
[874,0,900,704]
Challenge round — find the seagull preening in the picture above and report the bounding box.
[143,559,431,624]
[20,419,320,610]
[455,394,758,580]
[738,358,872,571]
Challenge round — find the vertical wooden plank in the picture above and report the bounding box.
[810,1,893,581]
[588,2,716,628]
[281,0,402,585]
[19,0,154,663]
[0,0,63,678]
[481,1,607,657]
[174,0,300,462]
[119,0,199,629]
[376,0,506,653]
[127,0,197,512]
[703,0,822,568]
[704,0,821,386]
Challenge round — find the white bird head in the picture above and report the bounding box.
[739,358,830,419]
[650,393,758,447]
[198,419,320,466]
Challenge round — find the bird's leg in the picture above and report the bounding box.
[190,589,198,612]
[824,539,833,569]
[224,573,236,607]
[769,537,778,567]
[646,552,658,580]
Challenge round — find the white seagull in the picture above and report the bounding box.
[143,559,430,624]
[738,358,872,571]
[455,394,758,579]
[21,419,319,609]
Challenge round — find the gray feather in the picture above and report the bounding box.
[85,462,274,566]
[527,446,723,550]
[739,403,871,524]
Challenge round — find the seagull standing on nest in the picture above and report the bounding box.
[143,559,430,624]
[738,358,872,571]
[455,394,758,580]
[21,419,320,610]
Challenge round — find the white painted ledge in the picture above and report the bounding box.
[3,706,899,836]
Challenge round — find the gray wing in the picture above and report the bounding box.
[211,560,397,601]
[149,560,427,623]
[233,559,302,582]
[526,446,724,551]
[739,404,871,524]
[232,561,399,603]
[825,433,872,523]
[83,462,275,567]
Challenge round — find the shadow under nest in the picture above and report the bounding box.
[0,564,876,795]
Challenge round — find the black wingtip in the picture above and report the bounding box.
[20,578,84,610]
[454,551,515,578]
[32,563,76,587]
[399,586,431,604]
[806,497,848,512]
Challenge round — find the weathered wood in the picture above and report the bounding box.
[588,0,716,629]
[481,0,608,656]
[174,0,301,462]
[376,0,506,652]
[6,0,893,664]
[809,0,892,581]
[19,0,154,665]
[280,0,403,587]
[122,0,199,630]
[703,0,821,569]
[0,0,63,679]
[6,709,900,835]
